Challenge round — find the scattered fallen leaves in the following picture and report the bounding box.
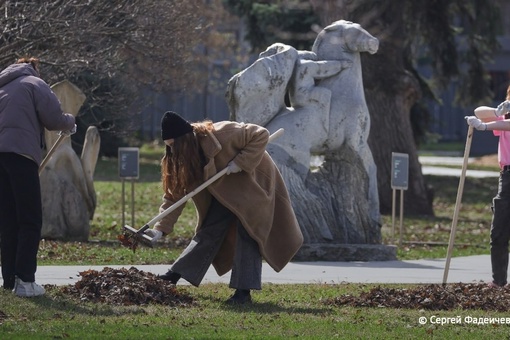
[117,233,138,252]
[59,267,194,307]
[325,283,510,311]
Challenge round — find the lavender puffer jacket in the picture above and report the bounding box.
[0,63,75,165]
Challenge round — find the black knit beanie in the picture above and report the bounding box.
[161,111,193,140]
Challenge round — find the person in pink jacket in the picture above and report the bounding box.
[0,57,76,297]
[145,111,303,304]
[466,85,510,287]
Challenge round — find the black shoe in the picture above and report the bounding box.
[226,289,252,305]
[158,270,181,284]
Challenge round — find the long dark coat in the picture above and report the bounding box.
[155,121,303,275]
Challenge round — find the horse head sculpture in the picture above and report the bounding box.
[226,21,382,247]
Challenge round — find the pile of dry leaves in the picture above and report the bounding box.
[60,267,194,307]
[326,283,510,311]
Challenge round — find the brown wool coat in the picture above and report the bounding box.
[155,121,303,275]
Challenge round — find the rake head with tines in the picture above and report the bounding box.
[118,225,154,252]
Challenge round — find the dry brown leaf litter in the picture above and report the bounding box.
[326,283,510,311]
[59,267,194,307]
[54,267,509,311]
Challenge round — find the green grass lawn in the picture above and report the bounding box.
[2,283,510,339]
[1,145,506,339]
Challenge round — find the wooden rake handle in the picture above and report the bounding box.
[442,125,474,284]
[38,132,69,174]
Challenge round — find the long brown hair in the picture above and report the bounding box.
[161,120,214,196]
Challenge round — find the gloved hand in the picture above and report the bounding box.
[144,229,163,243]
[60,124,77,136]
[226,161,242,175]
[496,101,510,116]
[465,116,487,131]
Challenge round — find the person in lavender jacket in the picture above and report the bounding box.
[0,57,76,297]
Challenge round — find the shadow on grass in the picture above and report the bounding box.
[202,294,333,315]
[9,287,332,319]
[26,286,155,317]
[426,175,495,205]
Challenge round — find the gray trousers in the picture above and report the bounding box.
[171,196,262,290]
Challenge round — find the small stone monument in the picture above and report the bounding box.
[40,80,100,241]
[226,20,396,261]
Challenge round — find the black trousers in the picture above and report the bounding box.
[0,153,42,288]
[171,196,262,289]
[490,170,510,286]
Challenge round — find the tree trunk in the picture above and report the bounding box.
[363,54,433,215]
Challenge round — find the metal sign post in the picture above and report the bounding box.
[118,147,139,228]
[391,152,409,246]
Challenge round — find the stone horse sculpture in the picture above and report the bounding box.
[39,80,100,241]
[227,20,395,261]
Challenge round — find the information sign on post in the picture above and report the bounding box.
[391,152,409,246]
[118,147,139,179]
[391,152,409,190]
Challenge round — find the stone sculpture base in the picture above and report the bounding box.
[294,244,397,262]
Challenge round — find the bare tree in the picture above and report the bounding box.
[0,0,210,144]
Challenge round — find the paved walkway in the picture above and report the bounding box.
[421,165,499,178]
[36,254,491,286]
[419,155,500,178]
